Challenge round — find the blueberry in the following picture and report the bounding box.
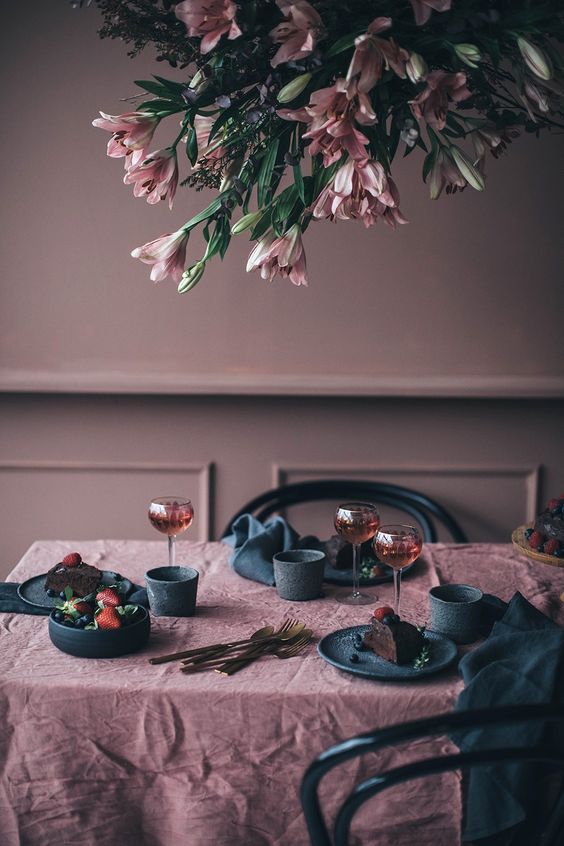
[382,614,394,625]
[46,588,57,598]
[392,614,400,623]
[524,528,533,539]
[536,546,544,552]
[75,618,86,628]
[555,549,564,558]
[62,619,74,627]
[53,611,64,623]
[349,654,359,663]
[59,591,67,599]
[81,614,93,624]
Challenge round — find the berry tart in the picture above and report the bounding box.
[512,495,564,567]
[362,606,425,665]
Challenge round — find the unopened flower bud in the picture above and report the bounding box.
[449,146,485,192]
[517,37,552,81]
[231,211,263,235]
[454,43,482,69]
[277,73,312,103]
[406,52,428,84]
[178,261,206,294]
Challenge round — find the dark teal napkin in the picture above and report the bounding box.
[451,592,564,843]
[222,513,323,585]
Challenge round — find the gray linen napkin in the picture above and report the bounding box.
[222,513,323,585]
[451,592,564,843]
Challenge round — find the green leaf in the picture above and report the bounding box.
[422,152,435,182]
[136,99,180,114]
[274,185,299,226]
[134,79,170,97]
[326,32,361,59]
[186,128,198,165]
[257,139,280,208]
[250,209,273,240]
[204,217,230,261]
[184,194,227,232]
[293,162,305,204]
[64,586,73,601]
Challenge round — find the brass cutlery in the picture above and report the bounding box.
[215,630,313,676]
[180,620,305,671]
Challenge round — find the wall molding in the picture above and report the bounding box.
[1,369,563,399]
[0,460,213,541]
[273,463,540,522]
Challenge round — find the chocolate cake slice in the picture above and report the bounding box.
[363,617,425,664]
[44,562,103,597]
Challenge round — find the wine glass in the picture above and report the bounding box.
[372,524,423,618]
[148,497,194,567]
[334,502,380,605]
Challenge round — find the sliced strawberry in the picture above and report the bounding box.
[96,588,121,608]
[528,530,544,550]
[96,606,121,630]
[543,539,560,556]
[374,605,395,622]
[62,552,82,567]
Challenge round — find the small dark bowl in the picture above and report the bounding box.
[48,606,150,658]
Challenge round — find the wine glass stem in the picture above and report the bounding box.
[393,567,402,617]
[352,543,361,598]
[168,535,176,568]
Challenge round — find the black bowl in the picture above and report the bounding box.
[48,606,150,658]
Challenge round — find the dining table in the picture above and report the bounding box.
[1,538,563,846]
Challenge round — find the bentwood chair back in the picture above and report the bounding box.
[300,704,564,846]
[221,479,468,543]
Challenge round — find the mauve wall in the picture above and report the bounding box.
[1,3,563,576]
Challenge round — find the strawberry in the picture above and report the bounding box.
[370,565,387,578]
[96,588,121,608]
[543,539,560,556]
[547,499,560,513]
[96,606,121,630]
[528,530,544,550]
[374,605,395,622]
[70,599,93,616]
[62,552,82,567]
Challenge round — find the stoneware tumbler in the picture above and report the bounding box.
[429,583,483,644]
[273,549,326,601]
[145,566,199,617]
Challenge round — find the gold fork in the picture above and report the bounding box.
[180,619,302,671]
[215,629,313,677]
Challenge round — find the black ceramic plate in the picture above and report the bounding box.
[323,559,417,587]
[17,571,133,610]
[317,625,458,681]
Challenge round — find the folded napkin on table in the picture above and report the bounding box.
[0,580,148,615]
[222,514,324,586]
[451,591,564,844]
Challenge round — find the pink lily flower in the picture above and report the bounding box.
[131,229,190,283]
[124,147,179,209]
[345,17,408,96]
[192,114,226,171]
[409,0,451,27]
[468,125,504,174]
[175,0,242,54]
[279,79,374,166]
[312,158,407,228]
[269,0,325,68]
[92,111,159,158]
[246,225,308,286]
[428,149,467,199]
[409,70,471,130]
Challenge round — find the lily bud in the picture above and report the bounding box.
[454,44,482,69]
[517,37,552,81]
[219,157,243,192]
[277,73,312,103]
[178,261,206,294]
[406,52,428,84]
[449,146,485,192]
[231,211,263,235]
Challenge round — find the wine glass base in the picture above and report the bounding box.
[335,591,375,606]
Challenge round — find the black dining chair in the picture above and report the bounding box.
[300,703,564,846]
[221,479,468,543]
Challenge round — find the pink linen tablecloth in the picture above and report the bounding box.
[1,540,563,846]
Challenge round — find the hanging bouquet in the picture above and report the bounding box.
[87,1,564,291]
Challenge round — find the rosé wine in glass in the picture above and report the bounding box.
[373,524,423,618]
[334,502,380,606]
[148,497,194,567]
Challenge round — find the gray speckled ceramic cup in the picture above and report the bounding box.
[429,583,483,644]
[145,566,199,617]
[273,550,326,601]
